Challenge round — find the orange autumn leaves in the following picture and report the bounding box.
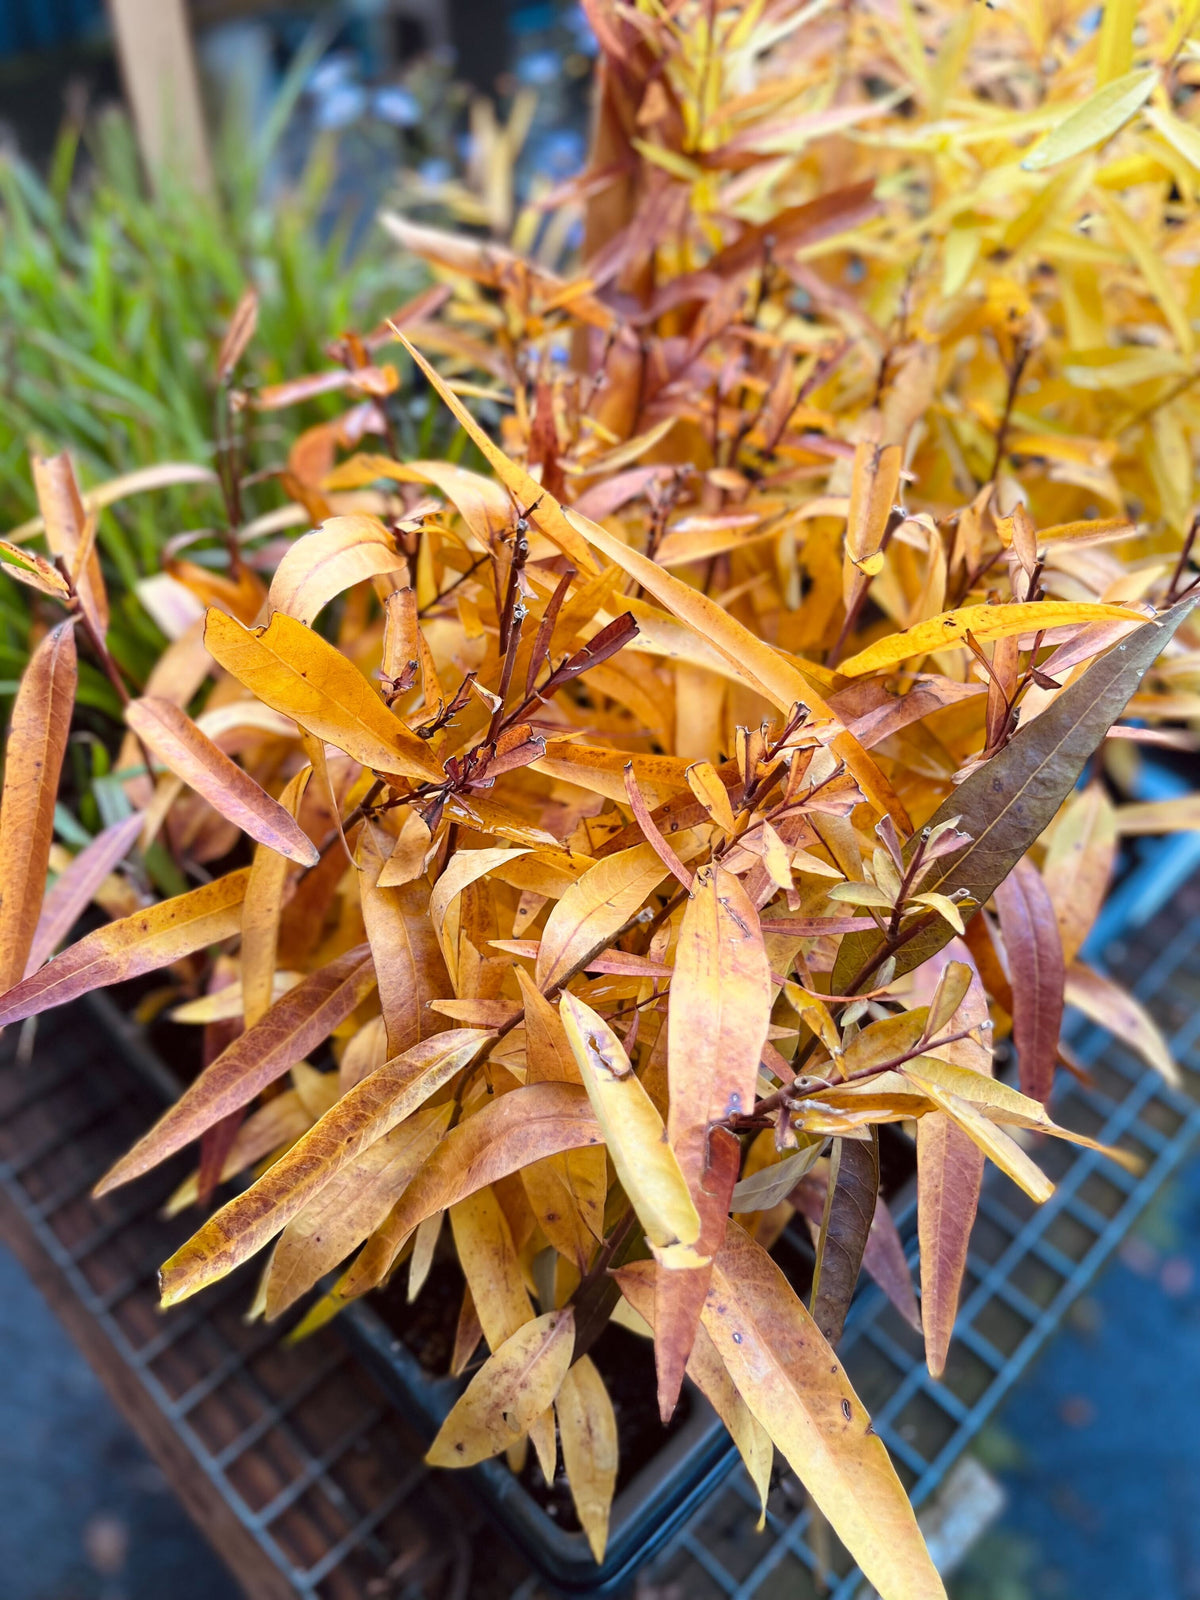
[2,1,1199,1593]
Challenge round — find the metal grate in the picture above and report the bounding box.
[2,892,1199,1600]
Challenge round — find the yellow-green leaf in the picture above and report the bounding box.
[559,991,703,1260]
[837,601,1145,677]
[1021,69,1157,171]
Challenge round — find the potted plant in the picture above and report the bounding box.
[1,2,1198,1596]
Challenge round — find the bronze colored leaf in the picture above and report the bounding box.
[0,621,77,996]
[158,1029,489,1305]
[241,767,311,1027]
[32,452,108,639]
[358,824,452,1057]
[0,869,251,1028]
[833,595,1200,990]
[127,696,318,866]
[917,1112,984,1378]
[98,944,378,1195]
[616,1259,773,1524]
[1043,785,1117,965]
[994,859,1064,1104]
[810,1130,879,1348]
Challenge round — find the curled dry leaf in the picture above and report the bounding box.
[267,515,404,626]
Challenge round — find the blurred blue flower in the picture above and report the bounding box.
[314,83,368,129]
[373,86,421,127]
[517,49,562,86]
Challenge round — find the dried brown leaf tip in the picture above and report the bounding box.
[3,0,1199,1588]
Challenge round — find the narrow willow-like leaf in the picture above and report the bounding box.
[702,1224,946,1600]
[917,1111,983,1378]
[1065,964,1179,1086]
[127,696,318,866]
[157,1030,488,1306]
[241,767,311,1027]
[832,595,1199,990]
[556,1355,619,1563]
[204,607,442,783]
[425,1309,575,1469]
[667,865,771,1200]
[32,452,108,639]
[27,812,142,976]
[358,824,452,1057]
[536,843,673,992]
[267,514,403,625]
[559,992,702,1259]
[396,332,598,572]
[450,1185,535,1352]
[0,621,77,996]
[0,869,251,1027]
[1021,67,1156,170]
[98,945,378,1195]
[616,1260,773,1525]
[994,859,1064,1104]
[564,504,912,829]
[836,600,1143,677]
[341,1082,603,1298]
[810,1130,879,1348]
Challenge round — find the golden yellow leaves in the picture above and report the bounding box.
[204,608,441,783]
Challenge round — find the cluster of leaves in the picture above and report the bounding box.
[2,1,1200,1594]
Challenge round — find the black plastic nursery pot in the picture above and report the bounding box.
[340,1129,920,1597]
[96,989,918,1597]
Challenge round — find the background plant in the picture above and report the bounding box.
[0,3,1199,1598]
[0,39,436,707]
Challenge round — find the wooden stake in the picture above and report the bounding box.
[107,0,214,195]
